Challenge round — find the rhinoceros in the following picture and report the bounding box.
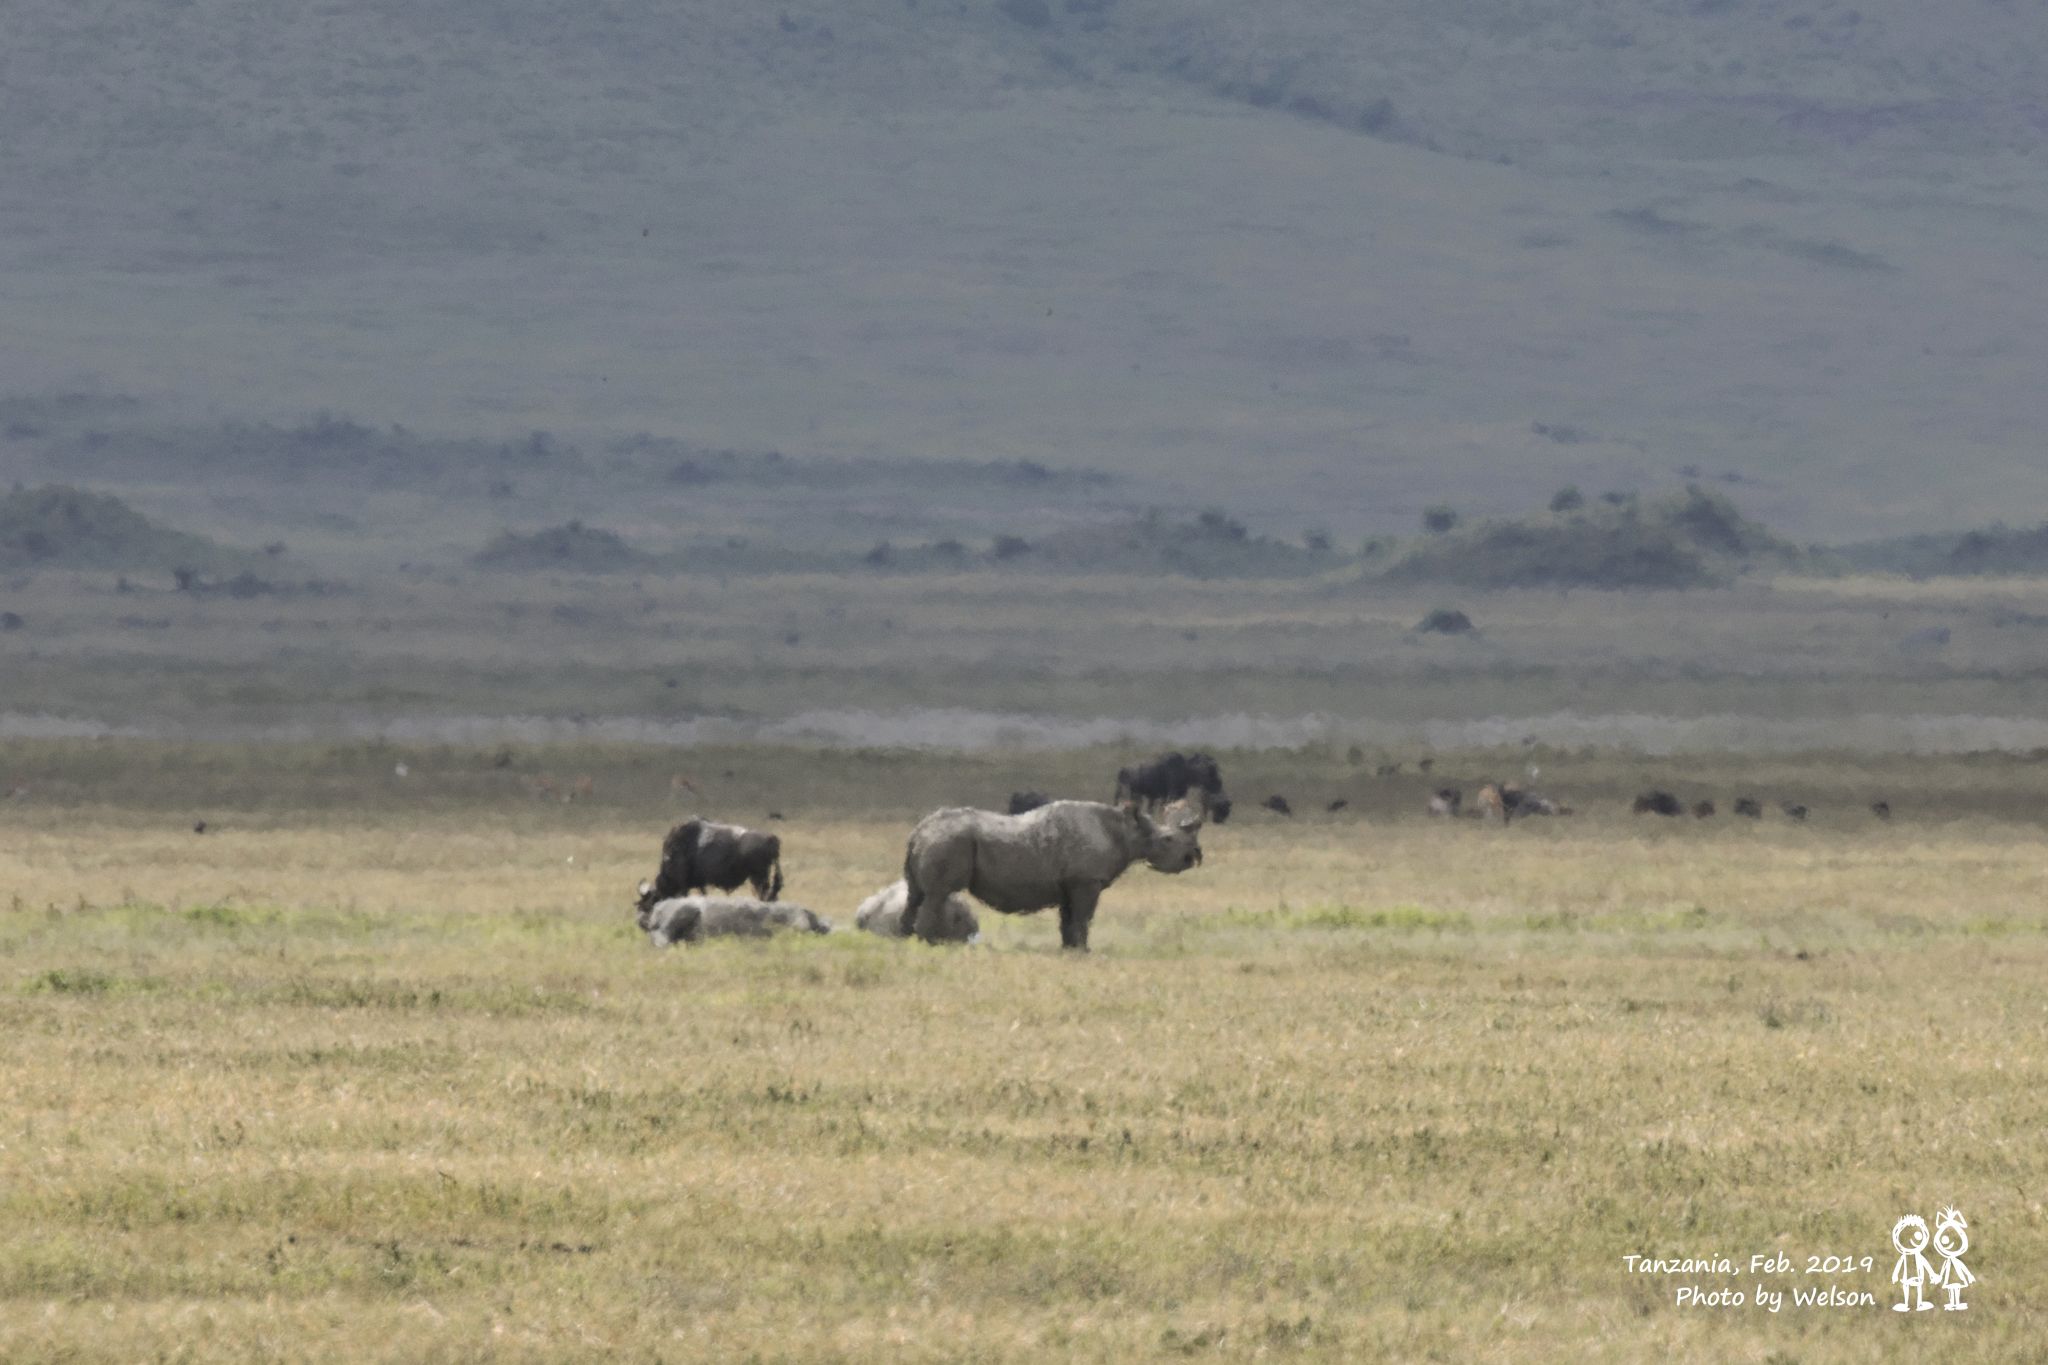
[854,879,980,943]
[900,799,1202,951]
[637,895,831,946]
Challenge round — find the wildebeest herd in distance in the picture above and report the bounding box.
[632,750,1893,952]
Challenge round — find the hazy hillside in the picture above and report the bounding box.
[0,484,258,576]
[3,0,2047,550]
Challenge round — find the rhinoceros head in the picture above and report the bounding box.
[1138,806,1204,873]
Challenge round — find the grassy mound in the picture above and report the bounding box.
[0,484,250,573]
[1010,508,1339,579]
[1836,522,2048,579]
[1383,486,1800,590]
[471,521,653,572]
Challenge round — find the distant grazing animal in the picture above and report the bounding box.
[1261,794,1293,816]
[854,880,979,943]
[1693,801,1716,819]
[532,776,564,801]
[1326,799,1349,813]
[1733,797,1763,818]
[1633,791,1683,817]
[638,895,830,946]
[1008,791,1052,815]
[638,816,784,914]
[1418,759,1434,773]
[1427,788,1462,817]
[1781,802,1808,821]
[571,775,594,801]
[669,773,702,800]
[1114,751,1231,823]
[1506,785,1569,817]
[767,811,785,820]
[1475,784,1508,823]
[193,821,207,834]
[1871,801,1891,819]
[900,799,1202,950]
[1376,763,1402,777]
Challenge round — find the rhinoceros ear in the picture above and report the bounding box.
[638,880,653,897]
[1177,811,1204,831]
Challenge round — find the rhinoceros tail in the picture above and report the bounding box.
[766,858,783,903]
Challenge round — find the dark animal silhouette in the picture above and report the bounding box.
[1633,791,1683,817]
[1114,751,1231,823]
[1871,801,1891,819]
[1693,801,1716,818]
[1427,788,1461,817]
[1733,797,1763,818]
[1502,782,1568,816]
[1008,791,1052,815]
[901,800,1202,950]
[1781,803,1808,821]
[1326,799,1349,813]
[637,816,783,915]
[1261,794,1293,816]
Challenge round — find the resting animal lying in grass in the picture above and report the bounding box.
[637,895,831,946]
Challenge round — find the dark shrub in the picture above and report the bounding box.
[1417,607,1473,634]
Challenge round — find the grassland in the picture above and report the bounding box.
[2,740,2043,1362]
[10,567,2048,737]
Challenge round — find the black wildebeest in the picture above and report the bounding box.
[1632,791,1683,817]
[637,816,783,917]
[1008,791,1051,815]
[1114,750,1232,823]
[1261,794,1293,816]
[1733,797,1763,818]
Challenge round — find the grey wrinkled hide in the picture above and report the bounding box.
[854,879,979,944]
[902,799,1201,951]
[638,895,832,947]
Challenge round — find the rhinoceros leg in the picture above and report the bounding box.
[1058,882,1103,951]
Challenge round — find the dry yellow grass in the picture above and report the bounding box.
[2,749,2045,1362]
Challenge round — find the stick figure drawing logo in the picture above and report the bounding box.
[1891,1208,1973,1313]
